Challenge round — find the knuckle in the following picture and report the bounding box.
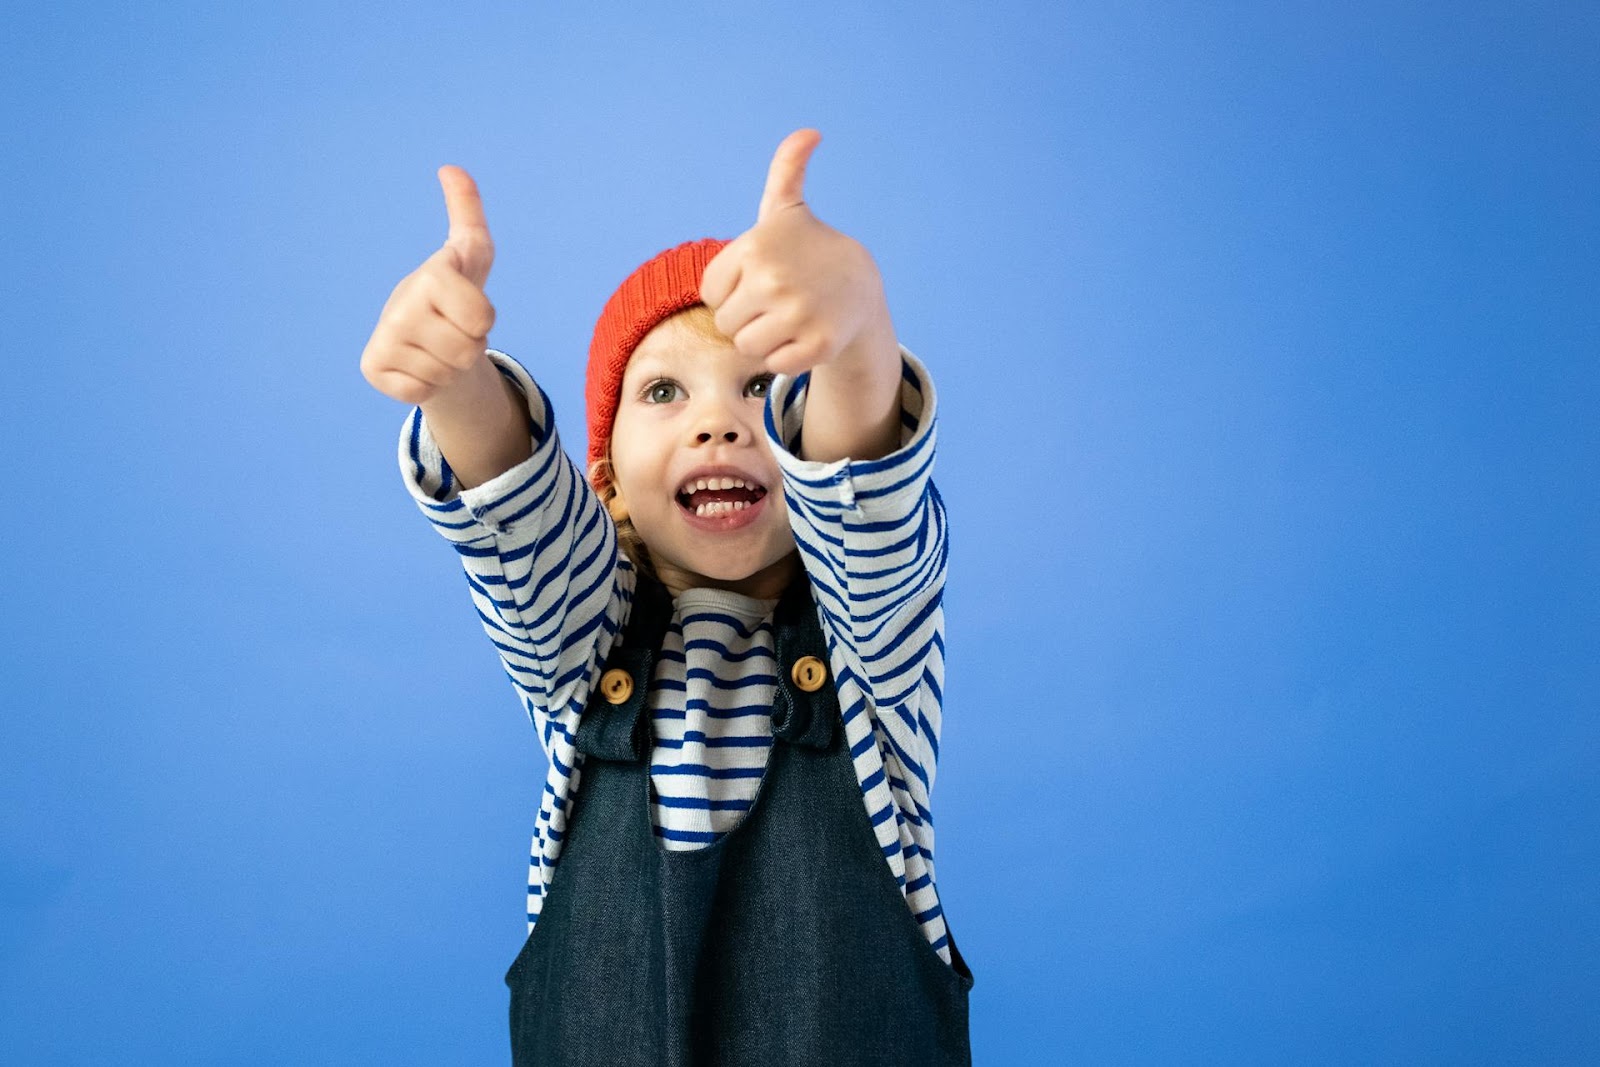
[402,268,434,302]
[414,263,444,295]
[421,247,453,275]
[361,334,396,373]
[755,264,789,298]
[736,335,765,363]
[376,369,420,405]
[386,294,423,332]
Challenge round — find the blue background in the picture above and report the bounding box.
[3,1,1596,1062]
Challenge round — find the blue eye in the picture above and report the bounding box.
[746,374,774,399]
[645,380,681,403]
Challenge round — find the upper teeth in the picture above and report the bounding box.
[682,476,755,493]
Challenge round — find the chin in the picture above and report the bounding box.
[659,545,800,597]
[694,552,785,584]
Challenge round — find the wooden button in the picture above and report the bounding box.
[790,655,827,693]
[599,668,634,705]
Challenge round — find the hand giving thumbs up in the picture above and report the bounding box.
[699,129,895,379]
[360,165,499,406]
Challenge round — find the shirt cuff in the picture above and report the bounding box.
[763,345,939,518]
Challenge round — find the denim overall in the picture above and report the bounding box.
[504,575,975,1066]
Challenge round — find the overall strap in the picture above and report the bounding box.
[770,578,838,750]
[574,573,675,762]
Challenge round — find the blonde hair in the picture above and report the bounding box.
[668,302,726,345]
[588,454,655,578]
[588,304,730,578]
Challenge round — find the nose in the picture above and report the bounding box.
[689,395,751,446]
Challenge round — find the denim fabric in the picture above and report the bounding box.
[505,576,974,1066]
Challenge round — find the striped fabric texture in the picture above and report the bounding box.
[397,346,954,965]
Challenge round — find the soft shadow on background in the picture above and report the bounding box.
[3,2,1596,1063]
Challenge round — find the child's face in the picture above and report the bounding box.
[609,313,799,598]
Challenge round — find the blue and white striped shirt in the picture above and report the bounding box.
[398,345,954,964]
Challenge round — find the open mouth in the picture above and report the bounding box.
[676,475,769,518]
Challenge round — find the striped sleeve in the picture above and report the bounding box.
[763,344,950,805]
[396,347,629,764]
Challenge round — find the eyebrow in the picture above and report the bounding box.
[622,357,671,385]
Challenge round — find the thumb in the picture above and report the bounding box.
[756,128,822,224]
[437,164,495,289]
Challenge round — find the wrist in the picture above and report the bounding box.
[831,302,899,385]
[419,352,534,491]
[419,350,501,421]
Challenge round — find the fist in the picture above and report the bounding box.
[360,165,498,406]
[700,129,890,378]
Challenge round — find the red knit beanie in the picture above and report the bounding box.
[585,237,730,490]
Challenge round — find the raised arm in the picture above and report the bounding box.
[396,354,628,761]
[362,165,628,762]
[700,131,951,922]
[766,350,947,777]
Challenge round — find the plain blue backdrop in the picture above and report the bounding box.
[3,1,1596,1062]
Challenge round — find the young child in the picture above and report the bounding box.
[361,129,974,1064]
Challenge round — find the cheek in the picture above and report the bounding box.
[606,423,653,496]
[769,494,793,534]
[610,470,651,524]
[609,458,675,531]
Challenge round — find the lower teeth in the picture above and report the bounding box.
[694,500,749,517]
